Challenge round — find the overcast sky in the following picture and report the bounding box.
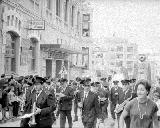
[90,0,160,54]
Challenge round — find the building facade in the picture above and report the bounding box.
[0,0,89,80]
[104,38,138,79]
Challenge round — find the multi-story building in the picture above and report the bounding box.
[104,37,138,79]
[0,0,89,80]
[147,53,160,85]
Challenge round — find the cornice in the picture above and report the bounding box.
[2,0,41,20]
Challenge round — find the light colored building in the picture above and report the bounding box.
[104,37,138,79]
[147,53,160,85]
[0,0,88,80]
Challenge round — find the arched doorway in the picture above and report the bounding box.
[4,31,19,74]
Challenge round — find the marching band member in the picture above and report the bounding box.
[130,78,137,99]
[115,79,132,128]
[71,81,79,122]
[109,79,122,121]
[57,78,74,128]
[72,77,82,122]
[100,78,110,119]
[20,76,56,128]
[77,80,102,128]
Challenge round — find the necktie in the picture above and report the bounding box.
[36,92,39,101]
[84,93,87,100]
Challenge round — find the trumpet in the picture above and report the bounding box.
[28,102,37,127]
[114,96,132,114]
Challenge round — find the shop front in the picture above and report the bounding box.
[40,44,78,79]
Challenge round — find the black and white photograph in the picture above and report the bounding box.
[0,0,160,128]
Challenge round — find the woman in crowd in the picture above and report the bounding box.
[119,79,159,128]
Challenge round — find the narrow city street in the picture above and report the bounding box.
[0,107,118,128]
[1,0,160,128]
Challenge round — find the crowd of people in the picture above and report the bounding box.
[0,73,160,128]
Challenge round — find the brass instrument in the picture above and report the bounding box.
[28,102,37,127]
[114,96,132,114]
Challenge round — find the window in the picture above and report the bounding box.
[127,47,133,52]
[110,62,115,66]
[77,11,80,32]
[110,54,115,59]
[82,22,90,37]
[117,46,123,52]
[15,17,18,28]
[127,54,133,59]
[116,54,123,59]
[7,16,10,26]
[127,61,133,68]
[116,61,123,67]
[71,6,75,27]
[83,14,90,21]
[30,0,40,11]
[110,48,115,51]
[18,20,21,31]
[46,0,51,10]
[127,68,132,72]
[56,0,61,17]
[11,15,14,26]
[30,39,37,71]
[64,0,68,22]
[127,61,133,65]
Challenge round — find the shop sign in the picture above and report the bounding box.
[47,51,66,59]
[28,20,45,30]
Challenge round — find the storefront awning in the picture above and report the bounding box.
[40,44,82,54]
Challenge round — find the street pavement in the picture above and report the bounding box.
[0,106,119,128]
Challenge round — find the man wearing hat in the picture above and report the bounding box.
[77,81,102,128]
[91,81,108,126]
[57,78,74,128]
[130,78,137,99]
[115,79,132,128]
[20,76,56,128]
[109,78,122,121]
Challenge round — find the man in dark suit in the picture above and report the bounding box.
[109,80,122,120]
[77,81,102,128]
[57,78,74,128]
[20,76,56,128]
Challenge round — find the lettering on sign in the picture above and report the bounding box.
[28,20,45,30]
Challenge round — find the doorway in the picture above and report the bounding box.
[4,32,18,74]
[46,59,52,77]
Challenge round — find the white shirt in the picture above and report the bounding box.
[84,91,89,99]
[36,90,42,101]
